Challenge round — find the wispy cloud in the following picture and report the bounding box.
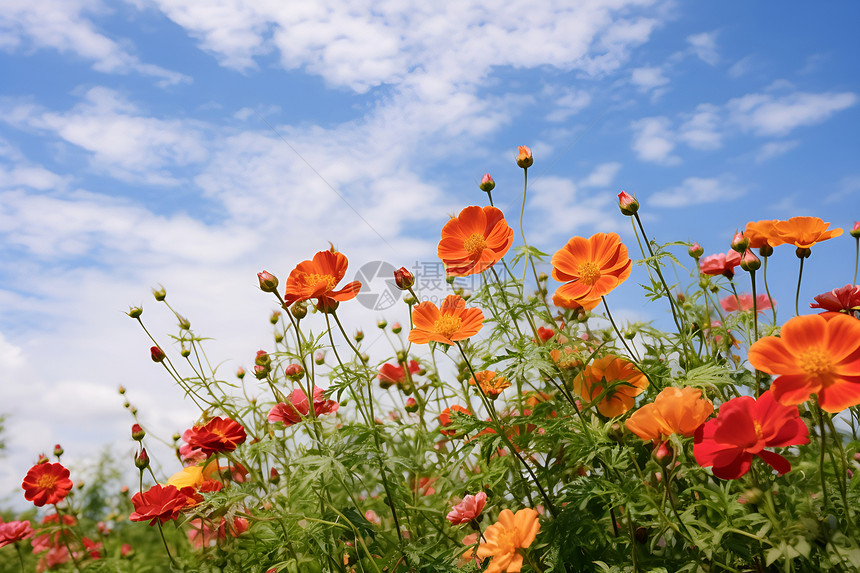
[631,116,681,165]
[650,175,745,207]
[755,140,799,163]
[687,31,719,65]
[727,91,858,136]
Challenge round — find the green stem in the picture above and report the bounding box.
[854,237,859,286]
[795,256,805,317]
[762,255,778,325]
[156,521,178,568]
[15,543,26,573]
[602,297,639,361]
[749,270,762,397]
[818,405,829,511]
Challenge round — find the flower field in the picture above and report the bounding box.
[3,147,860,572]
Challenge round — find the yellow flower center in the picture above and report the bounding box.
[798,347,833,383]
[433,315,463,339]
[577,261,601,285]
[37,473,58,489]
[304,273,338,292]
[463,233,488,257]
[753,420,763,439]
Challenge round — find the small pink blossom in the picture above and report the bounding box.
[700,251,742,279]
[364,510,381,525]
[446,492,487,525]
[720,293,774,314]
[268,387,339,426]
[810,284,860,312]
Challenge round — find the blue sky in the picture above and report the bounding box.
[1,1,858,501]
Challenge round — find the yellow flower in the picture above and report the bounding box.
[167,460,219,489]
[476,508,540,573]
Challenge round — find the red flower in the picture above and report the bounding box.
[378,360,421,389]
[129,484,192,526]
[268,387,339,426]
[439,405,471,436]
[536,326,555,342]
[183,417,247,456]
[0,520,34,548]
[694,391,809,479]
[447,492,487,525]
[720,293,774,314]
[699,250,742,279]
[22,463,73,507]
[810,284,860,313]
[282,248,361,308]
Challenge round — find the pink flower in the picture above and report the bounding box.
[720,293,774,314]
[810,284,860,313]
[378,360,421,389]
[0,520,34,548]
[700,251,742,279]
[446,492,487,525]
[268,387,339,426]
[364,510,381,525]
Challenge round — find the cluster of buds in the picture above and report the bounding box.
[254,350,271,379]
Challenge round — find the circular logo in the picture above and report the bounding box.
[353,260,401,311]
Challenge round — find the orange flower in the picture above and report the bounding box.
[282,248,362,307]
[408,294,484,345]
[626,387,714,444]
[748,312,860,413]
[551,233,631,306]
[744,219,784,249]
[469,370,511,399]
[439,405,472,435]
[552,289,599,312]
[476,508,540,573]
[573,354,648,417]
[438,206,514,276]
[773,216,843,249]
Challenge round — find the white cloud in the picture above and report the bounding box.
[687,31,719,65]
[630,66,668,92]
[546,87,592,122]
[755,140,799,163]
[650,176,745,207]
[728,56,755,79]
[728,91,858,136]
[528,175,621,243]
[579,162,622,188]
[678,104,722,150]
[630,116,680,165]
[0,0,189,86]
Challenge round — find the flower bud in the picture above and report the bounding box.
[617,191,639,216]
[740,249,761,272]
[391,322,402,334]
[377,319,388,329]
[653,441,672,464]
[126,306,143,319]
[405,397,419,413]
[393,267,415,290]
[172,433,180,442]
[360,353,370,364]
[254,365,269,380]
[150,346,166,363]
[177,315,191,330]
[134,448,149,470]
[851,221,860,239]
[152,286,166,301]
[274,332,283,343]
[270,311,281,325]
[257,271,279,293]
[118,385,126,395]
[290,301,308,320]
[395,350,408,363]
[285,363,304,380]
[730,231,749,253]
[180,347,190,357]
[795,247,812,259]
[236,367,245,379]
[269,467,280,484]
[403,295,417,306]
[758,244,774,257]
[688,242,704,259]
[479,173,495,192]
[255,350,270,367]
[131,424,145,441]
[315,352,325,365]
[354,330,364,342]
[516,145,533,169]
[53,444,64,458]
[37,453,49,464]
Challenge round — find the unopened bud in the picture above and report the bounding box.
[654,441,672,464]
[177,316,190,330]
[118,385,126,395]
[851,221,860,239]
[257,271,279,293]
[134,448,149,470]
[403,295,417,306]
[377,319,388,329]
[395,350,408,363]
[405,397,419,413]
[538,272,548,283]
[254,365,269,380]
[290,302,308,320]
[236,367,245,379]
[285,363,304,381]
[688,242,704,259]
[255,350,270,367]
[740,250,761,272]
[152,286,166,302]
[516,145,533,169]
[37,454,49,464]
[730,231,749,253]
[150,346,166,363]
[391,322,402,334]
[53,444,64,458]
[445,275,456,285]
[315,352,325,365]
[274,332,283,343]
[131,424,145,441]
[617,191,639,216]
[393,267,415,290]
[354,330,364,342]
[479,173,495,192]
[360,353,370,364]
[269,467,280,484]
[270,311,281,325]
[172,433,180,442]
[126,306,143,319]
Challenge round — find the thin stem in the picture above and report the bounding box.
[15,542,26,573]
[818,405,829,511]
[854,237,859,286]
[762,255,778,325]
[795,256,805,317]
[156,521,178,568]
[749,269,762,397]
[602,297,639,361]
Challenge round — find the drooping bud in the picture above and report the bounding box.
[516,146,533,169]
[730,231,749,253]
[257,271,279,293]
[617,191,639,216]
[152,286,166,302]
[290,301,308,320]
[393,267,415,290]
[285,363,304,381]
[150,346,166,363]
[134,448,149,470]
[851,221,860,239]
[360,353,370,364]
[391,322,402,334]
[255,350,270,367]
[236,367,245,379]
[688,242,704,259]
[53,444,64,458]
[131,424,145,441]
[126,306,143,319]
[479,173,495,192]
[740,249,761,272]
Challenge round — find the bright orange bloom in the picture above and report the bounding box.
[476,508,540,573]
[552,289,600,312]
[408,295,484,345]
[626,387,714,444]
[167,460,220,490]
[439,405,472,436]
[748,312,860,413]
[469,370,511,399]
[744,220,784,249]
[282,248,362,307]
[573,354,648,417]
[22,463,73,507]
[438,206,514,276]
[773,216,842,249]
[551,233,632,305]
